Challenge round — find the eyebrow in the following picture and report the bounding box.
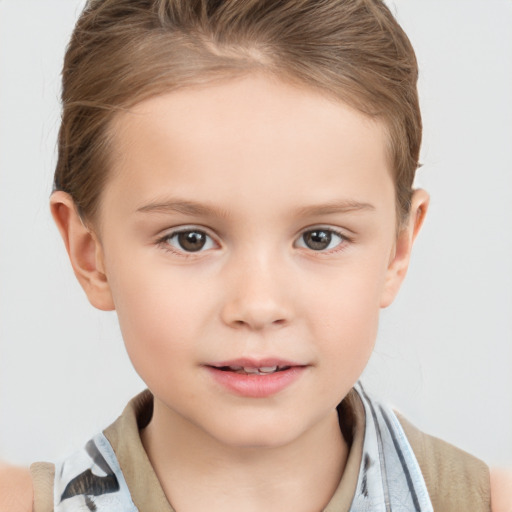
[136,199,375,218]
[295,200,376,217]
[137,200,229,218]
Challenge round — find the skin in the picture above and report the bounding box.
[490,469,512,512]
[50,74,428,511]
[5,74,508,510]
[0,463,32,512]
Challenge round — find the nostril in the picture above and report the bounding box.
[229,317,287,329]
[221,299,292,330]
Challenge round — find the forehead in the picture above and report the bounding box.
[103,74,394,222]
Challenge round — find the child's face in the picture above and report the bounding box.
[61,74,421,448]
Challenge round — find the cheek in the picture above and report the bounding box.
[105,259,213,377]
[304,259,387,371]
[315,299,379,399]
[317,291,380,355]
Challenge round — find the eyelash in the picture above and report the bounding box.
[156,226,352,257]
[295,227,351,254]
[156,228,217,257]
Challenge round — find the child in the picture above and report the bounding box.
[1,0,511,511]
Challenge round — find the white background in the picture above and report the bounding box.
[1,1,511,467]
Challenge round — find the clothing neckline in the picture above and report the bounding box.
[103,388,365,512]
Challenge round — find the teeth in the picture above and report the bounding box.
[225,365,281,374]
[243,365,279,375]
[243,367,261,374]
[258,366,278,373]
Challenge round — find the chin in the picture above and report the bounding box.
[203,415,310,451]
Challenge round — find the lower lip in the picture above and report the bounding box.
[205,366,306,398]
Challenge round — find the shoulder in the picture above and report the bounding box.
[395,412,491,512]
[490,468,512,512]
[0,464,33,512]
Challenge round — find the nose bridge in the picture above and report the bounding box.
[220,244,293,330]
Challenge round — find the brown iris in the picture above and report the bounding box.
[177,231,207,252]
[302,230,332,251]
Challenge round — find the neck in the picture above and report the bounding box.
[141,399,348,512]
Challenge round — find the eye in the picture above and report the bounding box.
[164,229,216,253]
[296,228,345,251]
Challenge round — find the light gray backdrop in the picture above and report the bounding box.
[1,0,511,467]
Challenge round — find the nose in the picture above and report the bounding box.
[220,252,294,331]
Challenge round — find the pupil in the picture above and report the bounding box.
[178,231,206,252]
[304,230,331,251]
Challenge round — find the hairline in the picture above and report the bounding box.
[82,68,404,233]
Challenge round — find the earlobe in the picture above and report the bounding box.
[50,191,115,311]
[380,189,429,308]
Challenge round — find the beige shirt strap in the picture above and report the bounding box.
[103,391,175,512]
[396,412,491,512]
[30,462,55,512]
[323,390,364,511]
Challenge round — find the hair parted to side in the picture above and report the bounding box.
[55,0,421,225]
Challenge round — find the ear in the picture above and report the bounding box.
[50,191,115,311]
[380,189,429,308]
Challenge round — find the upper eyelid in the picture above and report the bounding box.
[157,226,218,246]
[296,225,351,240]
[158,225,217,239]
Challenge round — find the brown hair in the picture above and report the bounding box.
[55,0,421,225]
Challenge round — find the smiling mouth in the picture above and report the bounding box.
[214,365,292,375]
[206,361,306,397]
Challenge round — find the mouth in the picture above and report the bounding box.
[206,358,302,374]
[205,359,307,398]
[212,364,292,375]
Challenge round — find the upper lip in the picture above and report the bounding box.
[206,358,304,369]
